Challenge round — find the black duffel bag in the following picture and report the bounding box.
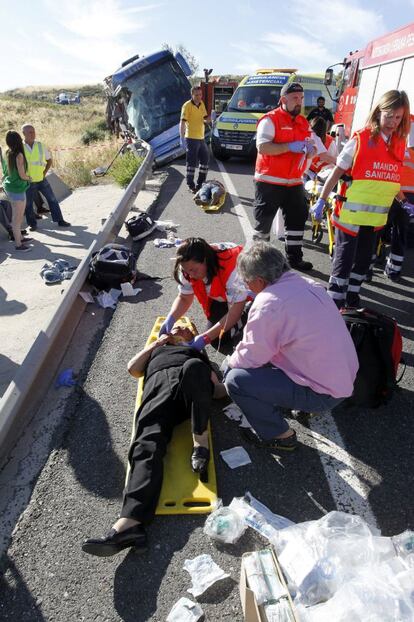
[88,243,136,290]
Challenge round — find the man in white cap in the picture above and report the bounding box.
[253,82,321,271]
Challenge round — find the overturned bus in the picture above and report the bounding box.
[105,49,193,166]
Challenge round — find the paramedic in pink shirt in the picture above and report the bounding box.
[225,242,358,451]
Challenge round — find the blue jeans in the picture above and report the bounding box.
[25,179,63,227]
[225,366,344,440]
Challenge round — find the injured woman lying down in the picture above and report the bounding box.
[82,325,221,557]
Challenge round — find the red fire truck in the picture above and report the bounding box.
[325,21,414,138]
[200,76,239,116]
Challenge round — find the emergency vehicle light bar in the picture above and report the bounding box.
[256,68,298,74]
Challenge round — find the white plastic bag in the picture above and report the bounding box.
[166,597,203,622]
[271,209,285,239]
[183,554,230,597]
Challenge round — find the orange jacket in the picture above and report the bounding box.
[190,245,243,318]
[255,107,311,186]
[400,115,414,193]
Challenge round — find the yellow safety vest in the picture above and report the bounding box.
[24,141,47,182]
[336,129,404,229]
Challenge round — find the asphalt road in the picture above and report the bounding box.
[0,155,413,622]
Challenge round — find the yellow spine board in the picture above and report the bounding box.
[128,316,217,515]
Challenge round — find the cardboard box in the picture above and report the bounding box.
[239,549,298,622]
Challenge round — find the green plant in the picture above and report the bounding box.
[81,126,106,145]
[95,119,109,131]
[60,158,92,187]
[109,151,143,188]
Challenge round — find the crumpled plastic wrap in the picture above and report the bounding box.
[204,505,247,544]
[222,403,252,428]
[229,493,293,543]
[183,554,230,597]
[295,559,414,622]
[274,511,404,607]
[166,597,203,622]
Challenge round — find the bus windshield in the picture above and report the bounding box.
[122,58,190,142]
[227,86,281,113]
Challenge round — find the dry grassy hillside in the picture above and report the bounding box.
[0,86,120,188]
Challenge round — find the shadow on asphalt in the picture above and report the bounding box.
[0,286,27,317]
[0,555,46,621]
[112,518,198,621]
[64,387,125,500]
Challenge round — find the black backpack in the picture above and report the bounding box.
[125,212,156,241]
[341,308,405,408]
[0,199,12,234]
[88,243,136,290]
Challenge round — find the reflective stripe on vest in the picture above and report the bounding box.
[254,173,303,185]
[255,107,310,186]
[340,178,400,226]
[331,210,360,235]
[25,142,46,182]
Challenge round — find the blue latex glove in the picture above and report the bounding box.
[180,136,187,150]
[311,198,326,221]
[188,335,208,351]
[402,201,414,217]
[159,313,175,336]
[288,140,307,153]
[55,368,76,388]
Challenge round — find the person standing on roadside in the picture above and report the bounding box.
[0,131,33,252]
[307,96,334,131]
[21,124,70,231]
[180,86,210,193]
[253,82,319,271]
[312,90,410,308]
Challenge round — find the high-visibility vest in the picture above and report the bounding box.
[189,245,244,319]
[254,107,311,186]
[310,134,334,174]
[400,148,414,193]
[333,128,405,234]
[399,113,414,194]
[24,141,47,182]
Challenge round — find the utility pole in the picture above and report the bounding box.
[203,68,213,114]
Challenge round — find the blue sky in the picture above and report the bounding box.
[1,0,413,90]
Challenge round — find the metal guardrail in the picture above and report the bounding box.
[0,141,154,464]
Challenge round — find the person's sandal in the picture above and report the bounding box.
[191,446,210,482]
[15,244,32,253]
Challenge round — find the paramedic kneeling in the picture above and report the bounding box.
[225,243,358,451]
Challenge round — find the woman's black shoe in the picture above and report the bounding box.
[241,427,298,451]
[191,446,210,482]
[82,524,147,557]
